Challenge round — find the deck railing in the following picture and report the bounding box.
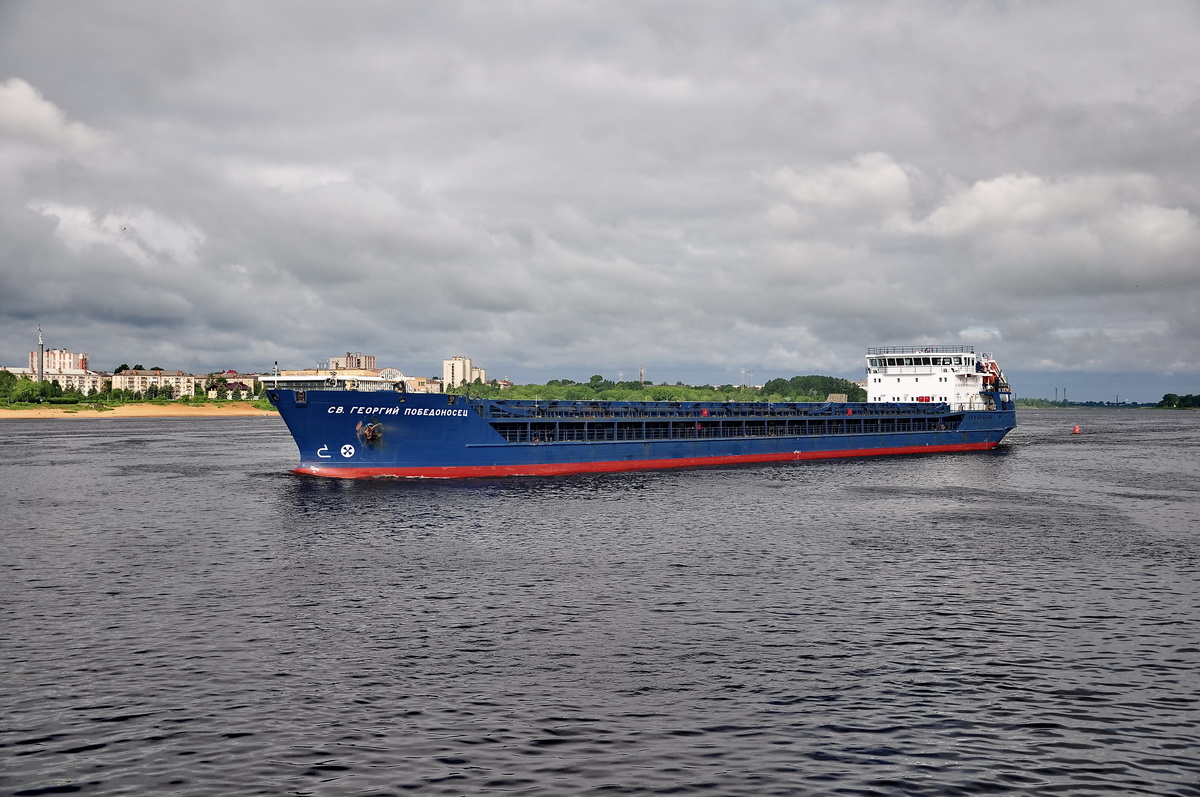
[866,345,975,356]
[472,400,953,421]
[490,414,962,444]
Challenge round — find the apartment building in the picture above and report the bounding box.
[111,370,197,397]
[443,356,486,388]
[30,348,88,373]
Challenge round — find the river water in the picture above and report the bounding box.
[2,409,1198,796]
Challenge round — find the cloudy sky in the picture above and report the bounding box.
[2,1,1198,402]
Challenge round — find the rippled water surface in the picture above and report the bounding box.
[3,409,1198,795]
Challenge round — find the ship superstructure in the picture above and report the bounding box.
[866,345,1011,411]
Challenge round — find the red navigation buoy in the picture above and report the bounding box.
[1073,425,1081,435]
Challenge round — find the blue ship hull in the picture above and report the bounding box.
[265,389,1016,479]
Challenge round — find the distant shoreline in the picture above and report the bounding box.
[0,401,277,420]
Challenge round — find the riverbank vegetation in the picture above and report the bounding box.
[449,374,867,403]
[0,370,276,412]
[1015,397,1180,409]
[1157,393,1199,408]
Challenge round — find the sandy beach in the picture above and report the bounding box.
[0,401,277,420]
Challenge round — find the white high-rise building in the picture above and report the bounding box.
[23,336,101,393]
[30,348,88,374]
[443,356,486,389]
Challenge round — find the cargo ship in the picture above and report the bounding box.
[262,345,1015,479]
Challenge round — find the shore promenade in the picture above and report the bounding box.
[0,401,274,419]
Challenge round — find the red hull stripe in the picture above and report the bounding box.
[294,441,1000,479]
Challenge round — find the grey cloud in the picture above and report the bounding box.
[1,1,1198,400]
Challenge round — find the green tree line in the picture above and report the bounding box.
[760,375,867,402]
[0,370,263,405]
[0,370,72,403]
[0,374,186,404]
[1158,393,1199,408]
[1014,398,1069,408]
[448,373,866,403]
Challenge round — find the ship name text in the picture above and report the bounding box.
[326,405,469,417]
